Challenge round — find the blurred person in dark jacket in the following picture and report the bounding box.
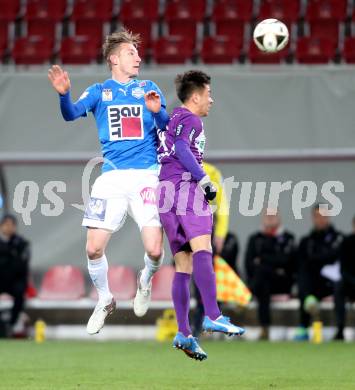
[0,214,30,334]
[245,208,296,340]
[333,216,355,340]
[294,204,343,341]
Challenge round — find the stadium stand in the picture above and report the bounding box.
[24,0,67,42]
[12,35,53,64]
[90,265,136,301]
[0,22,8,59]
[151,265,175,301]
[152,35,194,63]
[118,0,159,58]
[38,265,85,300]
[59,36,99,64]
[305,0,347,42]
[0,0,20,22]
[0,0,355,64]
[164,0,206,41]
[295,36,336,63]
[342,36,355,63]
[201,35,241,63]
[257,0,300,28]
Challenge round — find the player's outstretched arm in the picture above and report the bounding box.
[144,90,169,129]
[48,65,86,121]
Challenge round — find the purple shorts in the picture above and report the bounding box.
[158,180,213,256]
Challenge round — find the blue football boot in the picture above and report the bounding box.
[173,332,207,361]
[202,315,245,336]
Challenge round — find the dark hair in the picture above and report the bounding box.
[0,213,17,225]
[175,70,211,103]
[102,28,141,69]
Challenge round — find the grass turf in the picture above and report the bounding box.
[0,340,354,389]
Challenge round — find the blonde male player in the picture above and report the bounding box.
[48,29,168,334]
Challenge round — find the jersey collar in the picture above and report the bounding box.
[110,78,136,87]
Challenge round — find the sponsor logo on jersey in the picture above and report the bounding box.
[84,198,107,221]
[195,132,206,154]
[176,124,184,136]
[102,89,113,101]
[140,187,156,205]
[108,104,144,140]
[132,87,145,99]
[189,128,196,141]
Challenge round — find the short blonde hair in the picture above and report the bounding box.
[102,28,141,69]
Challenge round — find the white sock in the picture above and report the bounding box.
[140,251,164,288]
[87,254,112,304]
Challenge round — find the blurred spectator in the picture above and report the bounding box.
[333,216,355,340]
[245,208,295,340]
[0,214,30,336]
[295,204,343,341]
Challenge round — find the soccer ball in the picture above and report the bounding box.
[253,19,289,53]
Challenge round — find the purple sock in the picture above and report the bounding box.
[193,250,221,320]
[172,272,192,337]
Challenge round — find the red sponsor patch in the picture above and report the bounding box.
[121,117,142,138]
[140,187,156,205]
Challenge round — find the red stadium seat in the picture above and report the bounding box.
[119,0,159,23]
[0,0,20,22]
[71,0,113,21]
[26,21,58,41]
[296,36,335,64]
[305,0,347,41]
[90,265,136,301]
[151,265,175,301]
[118,20,152,51]
[60,36,99,64]
[306,0,347,22]
[152,36,194,64]
[24,0,67,40]
[258,0,300,26]
[342,37,355,63]
[248,40,289,64]
[212,0,253,23]
[201,36,241,64]
[212,0,253,41]
[119,0,158,50]
[73,20,106,42]
[166,21,199,42]
[38,265,85,300]
[12,36,53,64]
[25,0,67,21]
[164,0,206,22]
[0,22,8,59]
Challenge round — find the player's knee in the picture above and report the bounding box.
[146,246,163,261]
[86,243,104,260]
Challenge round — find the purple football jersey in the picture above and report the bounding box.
[158,107,206,181]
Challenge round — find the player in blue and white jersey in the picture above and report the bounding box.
[48,29,169,334]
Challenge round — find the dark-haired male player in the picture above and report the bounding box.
[158,70,245,361]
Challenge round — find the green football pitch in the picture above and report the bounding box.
[0,340,354,389]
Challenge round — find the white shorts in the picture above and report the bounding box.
[82,169,161,232]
